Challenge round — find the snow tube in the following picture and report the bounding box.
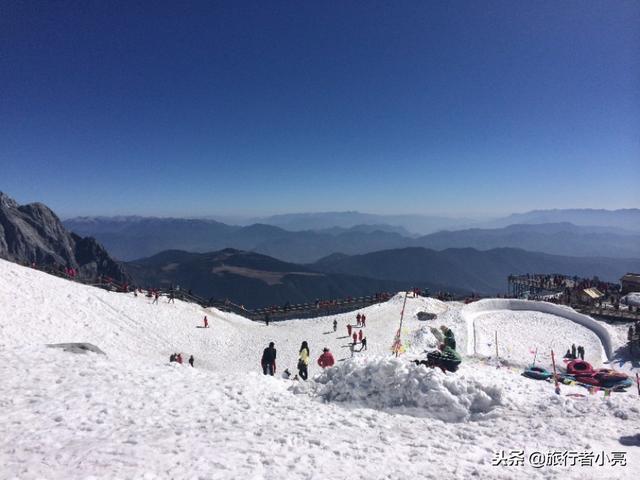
[594,369,632,389]
[559,368,632,390]
[566,360,594,376]
[523,366,552,380]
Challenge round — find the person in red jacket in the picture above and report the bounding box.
[361,314,366,327]
[203,316,209,328]
[317,348,335,369]
[176,353,183,364]
[356,313,362,326]
[358,329,363,342]
[352,332,358,344]
[347,324,353,336]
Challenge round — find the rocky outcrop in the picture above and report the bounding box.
[0,191,128,283]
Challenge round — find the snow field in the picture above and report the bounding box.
[1,259,639,479]
[472,310,603,366]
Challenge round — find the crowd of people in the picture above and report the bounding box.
[169,352,195,367]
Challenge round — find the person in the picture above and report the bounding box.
[571,344,577,359]
[317,348,335,369]
[168,291,175,303]
[629,325,635,342]
[358,329,363,342]
[360,337,367,351]
[416,343,461,373]
[347,324,353,336]
[352,332,358,344]
[356,313,362,327]
[176,353,183,364]
[577,345,585,360]
[563,349,573,360]
[265,313,270,326]
[298,341,310,381]
[188,355,194,367]
[203,316,209,328]
[333,319,337,332]
[152,292,159,304]
[361,314,366,327]
[169,353,176,362]
[261,342,277,376]
[441,325,456,350]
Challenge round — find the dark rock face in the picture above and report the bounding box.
[0,192,128,283]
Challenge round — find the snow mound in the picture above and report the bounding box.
[303,357,505,422]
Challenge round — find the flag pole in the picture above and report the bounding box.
[551,349,561,395]
[395,291,409,358]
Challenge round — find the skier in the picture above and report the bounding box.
[356,313,362,327]
[347,324,353,336]
[176,353,183,364]
[333,319,337,332]
[361,314,366,327]
[298,341,310,381]
[352,332,358,344]
[317,348,335,369]
[261,342,277,376]
[203,316,209,328]
[358,329,363,342]
[188,355,194,367]
[360,337,367,351]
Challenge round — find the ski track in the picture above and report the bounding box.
[0,259,638,480]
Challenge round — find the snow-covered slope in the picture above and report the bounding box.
[0,259,638,479]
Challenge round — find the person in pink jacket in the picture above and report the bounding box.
[317,348,335,369]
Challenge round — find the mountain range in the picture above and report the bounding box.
[312,247,640,295]
[3,191,638,308]
[125,245,640,309]
[64,214,640,263]
[125,249,425,309]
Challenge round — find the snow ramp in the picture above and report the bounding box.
[462,299,613,362]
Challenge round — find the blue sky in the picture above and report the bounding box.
[1,1,638,218]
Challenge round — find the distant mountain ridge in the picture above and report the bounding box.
[312,247,640,295]
[485,208,640,232]
[0,192,128,283]
[65,215,640,262]
[416,222,640,258]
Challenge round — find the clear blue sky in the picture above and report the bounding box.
[1,1,638,218]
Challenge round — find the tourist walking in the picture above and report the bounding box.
[298,341,310,380]
[317,348,335,369]
[261,342,277,376]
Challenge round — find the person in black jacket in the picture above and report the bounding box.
[261,342,277,375]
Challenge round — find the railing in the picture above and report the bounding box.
[23,261,393,322]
